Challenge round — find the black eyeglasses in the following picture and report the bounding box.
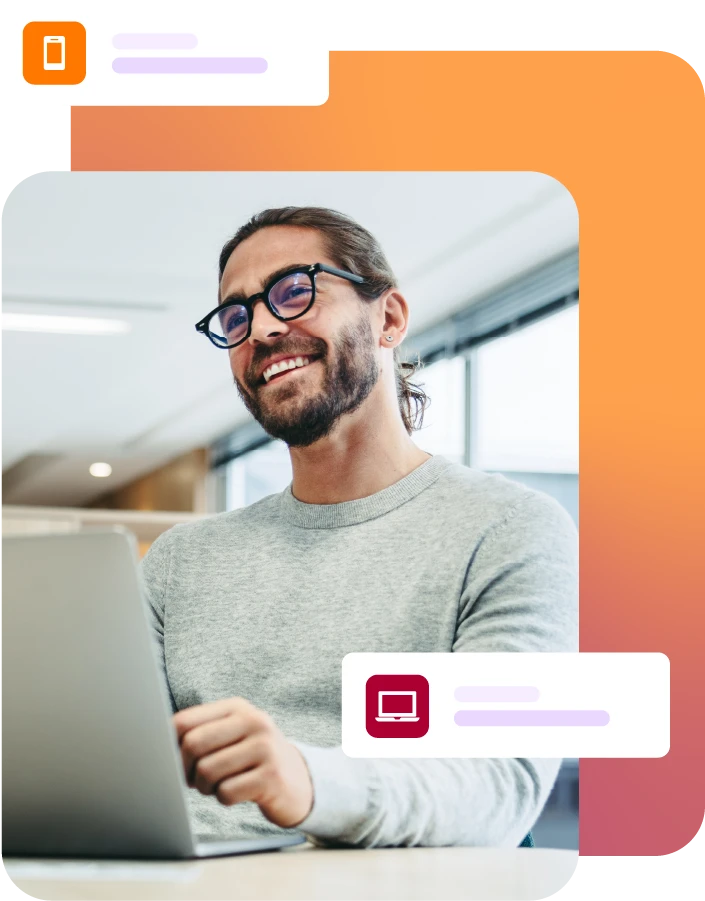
[195,263,365,350]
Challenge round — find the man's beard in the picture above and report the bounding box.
[234,314,380,448]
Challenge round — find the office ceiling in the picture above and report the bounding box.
[2,171,577,507]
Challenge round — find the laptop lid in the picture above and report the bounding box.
[2,529,198,858]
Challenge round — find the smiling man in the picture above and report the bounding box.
[142,206,578,848]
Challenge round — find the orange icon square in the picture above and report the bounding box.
[23,22,86,85]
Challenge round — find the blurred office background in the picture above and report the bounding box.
[2,172,578,849]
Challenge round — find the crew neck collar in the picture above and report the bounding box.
[279,455,453,529]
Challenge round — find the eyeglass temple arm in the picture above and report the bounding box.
[316,263,365,285]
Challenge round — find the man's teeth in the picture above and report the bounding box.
[263,356,313,384]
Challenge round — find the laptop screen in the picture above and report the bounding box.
[379,691,415,716]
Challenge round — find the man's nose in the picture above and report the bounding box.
[248,298,290,345]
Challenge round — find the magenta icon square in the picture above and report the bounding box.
[365,674,429,738]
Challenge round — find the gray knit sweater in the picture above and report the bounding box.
[141,455,578,848]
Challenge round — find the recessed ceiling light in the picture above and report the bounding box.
[2,313,131,335]
[89,462,113,478]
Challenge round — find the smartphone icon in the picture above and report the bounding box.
[43,36,65,71]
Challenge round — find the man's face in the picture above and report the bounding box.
[220,226,381,447]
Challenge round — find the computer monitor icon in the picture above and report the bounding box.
[375,690,420,722]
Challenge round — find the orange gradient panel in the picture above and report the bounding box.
[71,52,705,855]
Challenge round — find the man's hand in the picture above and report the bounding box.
[172,698,314,829]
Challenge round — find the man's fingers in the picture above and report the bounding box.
[192,736,265,795]
[180,715,251,784]
[173,698,247,741]
[214,766,267,807]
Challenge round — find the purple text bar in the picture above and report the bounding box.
[454,687,540,702]
[112,57,268,75]
[454,710,610,726]
[112,34,198,50]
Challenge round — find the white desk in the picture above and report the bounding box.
[4,842,578,900]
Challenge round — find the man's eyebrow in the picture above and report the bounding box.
[220,263,312,305]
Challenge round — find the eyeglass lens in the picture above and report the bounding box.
[210,271,314,347]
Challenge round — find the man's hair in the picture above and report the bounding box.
[218,206,428,434]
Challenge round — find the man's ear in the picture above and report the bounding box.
[380,289,409,348]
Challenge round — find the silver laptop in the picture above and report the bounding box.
[2,528,306,859]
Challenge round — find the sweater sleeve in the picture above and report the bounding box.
[140,529,179,715]
[292,491,578,848]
